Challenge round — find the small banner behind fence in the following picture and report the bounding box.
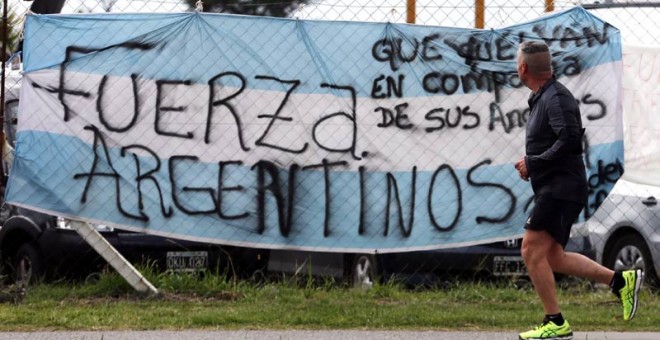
[6,7,622,253]
[621,44,660,186]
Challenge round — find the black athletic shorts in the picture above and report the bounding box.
[525,195,584,248]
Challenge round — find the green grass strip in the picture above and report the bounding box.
[0,271,658,331]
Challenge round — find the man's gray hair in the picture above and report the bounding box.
[519,41,550,55]
[518,41,552,74]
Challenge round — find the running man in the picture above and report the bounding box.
[514,40,643,340]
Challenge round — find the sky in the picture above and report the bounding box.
[296,0,660,46]
[61,0,188,13]
[6,0,188,14]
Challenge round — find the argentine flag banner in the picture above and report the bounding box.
[7,7,622,252]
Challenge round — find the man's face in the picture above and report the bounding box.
[517,53,527,87]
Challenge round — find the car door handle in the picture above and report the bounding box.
[642,196,657,207]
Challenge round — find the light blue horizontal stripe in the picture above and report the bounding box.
[5,131,622,251]
[23,7,621,98]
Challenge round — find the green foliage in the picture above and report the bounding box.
[1,9,22,56]
[185,0,309,17]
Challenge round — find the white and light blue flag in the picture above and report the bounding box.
[7,7,623,252]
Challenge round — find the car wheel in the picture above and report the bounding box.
[605,233,658,284]
[250,269,267,286]
[349,254,378,289]
[13,243,44,285]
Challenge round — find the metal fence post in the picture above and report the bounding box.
[475,0,485,28]
[406,0,415,24]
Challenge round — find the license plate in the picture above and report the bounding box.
[493,256,527,276]
[166,251,208,272]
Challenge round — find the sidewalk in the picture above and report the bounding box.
[1,331,658,340]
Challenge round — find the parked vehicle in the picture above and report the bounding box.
[0,208,268,285]
[585,179,660,285]
[268,231,593,288]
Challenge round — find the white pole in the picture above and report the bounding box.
[71,220,158,295]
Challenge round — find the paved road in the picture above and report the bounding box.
[1,331,658,340]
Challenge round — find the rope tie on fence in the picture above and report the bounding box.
[294,4,305,19]
[17,10,33,43]
[389,7,397,22]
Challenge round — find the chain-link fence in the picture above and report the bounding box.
[0,0,658,291]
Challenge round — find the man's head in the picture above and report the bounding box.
[517,41,553,91]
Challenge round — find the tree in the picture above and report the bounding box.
[1,9,21,58]
[185,0,309,17]
[29,0,66,14]
[7,0,66,55]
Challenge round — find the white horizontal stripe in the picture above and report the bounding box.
[18,62,621,171]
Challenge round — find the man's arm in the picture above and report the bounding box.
[527,102,583,163]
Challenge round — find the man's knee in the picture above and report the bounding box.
[521,231,553,264]
[521,239,539,263]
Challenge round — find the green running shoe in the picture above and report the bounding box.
[617,269,643,321]
[519,320,573,340]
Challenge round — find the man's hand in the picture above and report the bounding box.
[514,156,529,181]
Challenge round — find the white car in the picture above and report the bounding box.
[586,179,660,285]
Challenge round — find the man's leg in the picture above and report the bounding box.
[547,243,613,284]
[521,229,560,315]
[547,242,642,321]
